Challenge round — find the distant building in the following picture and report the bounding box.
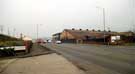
[52,33,61,41]
[133,36,135,42]
[53,29,135,44]
[60,29,118,44]
[118,32,135,43]
[0,34,19,41]
[23,36,32,41]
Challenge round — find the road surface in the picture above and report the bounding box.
[44,43,135,74]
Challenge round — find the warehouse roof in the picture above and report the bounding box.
[63,29,118,39]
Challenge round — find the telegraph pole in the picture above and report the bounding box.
[37,24,39,40]
[96,7,106,44]
[132,0,135,32]
[0,25,4,34]
[13,28,16,37]
[129,0,135,32]
[36,24,42,40]
[7,27,10,36]
[103,8,106,44]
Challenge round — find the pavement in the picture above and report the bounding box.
[0,58,17,73]
[0,44,85,74]
[1,53,84,74]
[43,43,135,74]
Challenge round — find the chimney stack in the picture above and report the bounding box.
[108,30,111,32]
[72,28,75,30]
[98,30,101,32]
[79,29,82,31]
[92,29,95,32]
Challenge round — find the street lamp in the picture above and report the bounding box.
[13,28,16,37]
[36,24,42,40]
[37,24,39,40]
[96,6,106,44]
[0,25,4,34]
[132,0,135,32]
[7,27,10,36]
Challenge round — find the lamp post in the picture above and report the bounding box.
[37,24,39,40]
[96,7,106,44]
[132,0,135,32]
[0,25,4,34]
[7,27,10,36]
[13,28,16,37]
[36,24,42,40]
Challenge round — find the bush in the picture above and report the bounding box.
[0,41,25,47]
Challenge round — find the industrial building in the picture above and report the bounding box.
[53,28,135,44]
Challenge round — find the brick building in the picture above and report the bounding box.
[53,29,135,44]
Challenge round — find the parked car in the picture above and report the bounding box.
[47,39,52,43]
[56,40,62,44]
[36,39,46,44]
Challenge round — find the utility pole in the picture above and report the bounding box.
[129,0,135,32]
[103,8,106,44]
[7,27,10,36]
[132,0,135,32]
[36,24,42,40]
[37,24,39,40]
[96,7,106,44]
[0,25,4,34]
[13,28,16,37]
[20,33,23,40]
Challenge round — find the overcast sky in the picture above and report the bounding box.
[0,0,135,38]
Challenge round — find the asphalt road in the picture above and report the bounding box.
[44,43,135,74]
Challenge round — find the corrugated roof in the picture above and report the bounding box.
[52,33,61,36]
[118,32,134,36]
[0,34,19,41]
[64,29,117,39]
